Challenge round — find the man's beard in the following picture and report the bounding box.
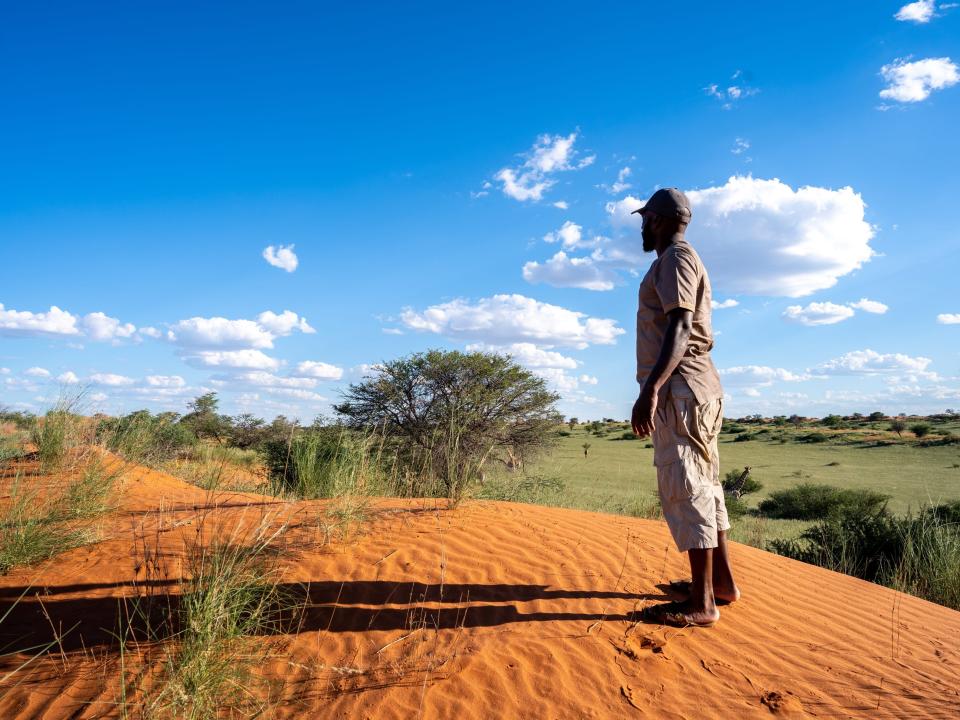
[642,225,656,252]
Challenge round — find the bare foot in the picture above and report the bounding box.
[668,579,741,605]
[643,601,720,627]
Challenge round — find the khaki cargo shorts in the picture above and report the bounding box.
[652,375,729,552]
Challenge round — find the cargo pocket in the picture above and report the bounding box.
[657,445,713,503]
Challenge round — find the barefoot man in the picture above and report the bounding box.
[630,187,740,628]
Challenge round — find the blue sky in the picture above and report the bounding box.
[2,1,959,421]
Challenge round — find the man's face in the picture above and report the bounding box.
[641,211,658,252]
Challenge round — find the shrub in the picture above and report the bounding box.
[909,422,932,439]
[758,483,890,520]
[797,432,829,444]
[618,431,638,441]
[928,500,960,526]
[98,410,195,465]
[31,401,85,472]
[138,518,293,718]
[733,432,752,442]
[889,419,906,437]
[771,504,960,610]
[722,468,763,496]
[263,429,383,499]
[0,475,98,575]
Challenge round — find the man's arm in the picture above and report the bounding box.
[631,308,693,437]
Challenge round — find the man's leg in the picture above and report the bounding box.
[684,548,720,625]
[712,530,741,603]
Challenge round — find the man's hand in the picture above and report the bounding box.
[631,386,657,438]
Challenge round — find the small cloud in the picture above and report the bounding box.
[138,326,162,339]
[57,371,79,384]
[783,302,856,326]
[382,327,404,335]
[262,244,299,272]
[599,167,632,195]
[89,372,136,386]
[731,138,751,155]
[25,367,51,377]
[146,375,186,388]
[895,0,937,23]
[937,313,960,324]
[704,71,759,109]
[879,57,959,103]
[187,349,281,371]
[578,374,598,385]
[552,201,569,209]
[849,298,889,314]
[495,132,594,202]
[711,299,739,310]
[294,360,344,380]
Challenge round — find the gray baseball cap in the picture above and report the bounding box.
[631,187,692,221]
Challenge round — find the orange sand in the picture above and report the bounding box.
[1,456,959,718]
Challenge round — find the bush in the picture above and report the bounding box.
[909,422,931,439]
[928,500,960,526]
[31,402,85,472]
[618,431,638,441]
[758,483,890,520]
[722,468,763,496]
[733,432,752,442]
[263,429,384,499]
[797,432,829,444]
[771,504,960,610]
[98,410,196,465]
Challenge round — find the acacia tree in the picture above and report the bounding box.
[334,350,561,501]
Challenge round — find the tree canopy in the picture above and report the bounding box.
[334,350,561,500]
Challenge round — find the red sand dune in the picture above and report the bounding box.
[1,457,959,718]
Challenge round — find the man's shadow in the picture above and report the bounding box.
[0,579,673,653]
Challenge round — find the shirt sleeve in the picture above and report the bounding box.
[654,246,699,313]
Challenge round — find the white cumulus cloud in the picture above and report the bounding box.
[167,310,314,350]
[495,132,594,202]
[146,375,186,388]
[816,349,932,376]
[25,367,51,377]
[523,251,619,291]
[879,57,959,103]
[0,304,80,337]
[400,294,624,349]
[783,302,856,326]
[262,244,299,272]
[720,365,814,389]
[294,360,344,380]
[937,313,960,324]
[89,373,136,386]
[895,0,935,23]
[188,350,281,370]
[552,201,569,209]
[711,299,739,310]
[605,176,874,297]
[82,312,137,342]
[465,342,579,369]
[849,298,888,314]
[57,371,79,384]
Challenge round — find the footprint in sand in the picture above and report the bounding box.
[760,690,806,716]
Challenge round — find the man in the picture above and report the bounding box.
[630,187,739,628]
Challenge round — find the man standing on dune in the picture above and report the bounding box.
[630,187,740,628]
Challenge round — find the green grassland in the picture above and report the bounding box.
[490,420,960,546]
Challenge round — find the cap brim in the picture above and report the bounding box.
[630,205,648,215]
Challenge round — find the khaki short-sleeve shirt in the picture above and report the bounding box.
[636,239,723,405]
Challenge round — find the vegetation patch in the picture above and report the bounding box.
[758,483,890,520]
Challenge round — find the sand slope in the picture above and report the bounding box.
[1,457,959,718]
